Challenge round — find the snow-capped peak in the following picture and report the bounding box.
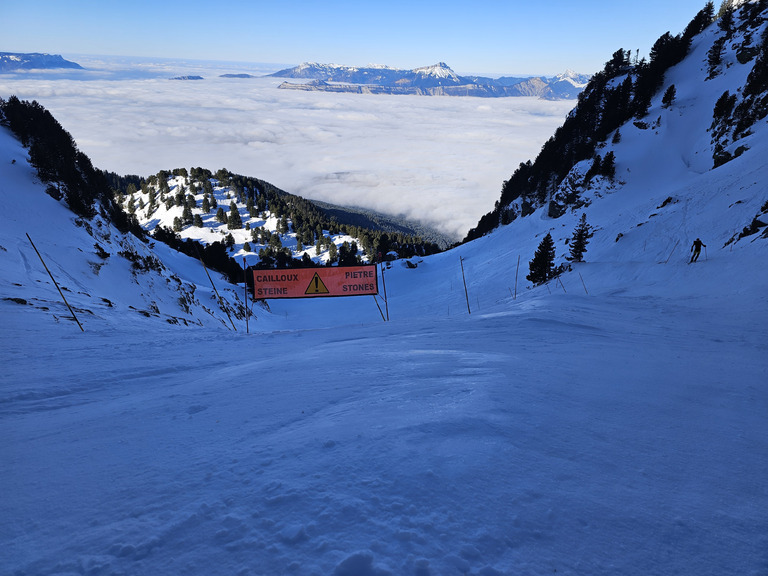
[411,62,459,80]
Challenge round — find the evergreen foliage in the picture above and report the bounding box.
[526,233,556,285]
[568,214,593,262]
[227,201,243,230]
[337,241,360,266]
[662,84,677,108]
[707,37,726,79]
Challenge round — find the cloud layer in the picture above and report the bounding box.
[1,62,573,238]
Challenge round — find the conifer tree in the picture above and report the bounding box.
[662,84,677,108]
[568,214,593,262]
[227,201,243,230]
[601,151,616,179]
[527,233,556,285]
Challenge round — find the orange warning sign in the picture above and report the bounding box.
[253,266,378,299]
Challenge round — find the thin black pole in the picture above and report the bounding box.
[460,256,471,315]
[380,262,389,321]
[578,271,589,295]
[26,233,84,331]
[195,246,236,331]
[243,258,249,334]
[372,295,386,321]
[665,239,680,264]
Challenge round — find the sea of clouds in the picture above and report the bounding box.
[0,56,575,239]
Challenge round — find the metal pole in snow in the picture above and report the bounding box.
[243,258,249,334]
[195,246,236,331]
[514,255,520,300]
[372,295,386,322]
[379,262,389,321]
[460,256,471,315]
[665,239,680,264]
[25,233,84,331]
[578,271,589,295]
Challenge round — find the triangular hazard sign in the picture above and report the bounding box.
[305,272,330,294]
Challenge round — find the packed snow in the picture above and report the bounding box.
[2,7,768,575]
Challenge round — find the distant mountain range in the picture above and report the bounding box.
[270,62,590,99]
[0,52,83,72]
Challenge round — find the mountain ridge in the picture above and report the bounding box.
[0,52,83,72]
[270,61,590,99]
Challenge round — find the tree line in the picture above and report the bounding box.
[109,166,442,268]
[0,96,141,236]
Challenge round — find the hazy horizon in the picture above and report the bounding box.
[2,0,708,77]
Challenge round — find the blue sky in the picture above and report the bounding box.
[3,0,710,75]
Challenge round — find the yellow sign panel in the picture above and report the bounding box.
[305,273,330,295]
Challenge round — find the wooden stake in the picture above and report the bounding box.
[514,255,520,300]
[26,233,84,331]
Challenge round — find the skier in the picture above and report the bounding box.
[690,238,706,263]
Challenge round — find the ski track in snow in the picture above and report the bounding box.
[1,289,767,576]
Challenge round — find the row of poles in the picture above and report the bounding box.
[459,253,590,316]
[26,235,602,333]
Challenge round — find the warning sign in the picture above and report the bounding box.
[305,273,329,295]
[253,266,378,299]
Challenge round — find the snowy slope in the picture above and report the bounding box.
[0,127,252,330]
[2,5,768,576]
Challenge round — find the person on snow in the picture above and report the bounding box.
[690,238,706,263]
